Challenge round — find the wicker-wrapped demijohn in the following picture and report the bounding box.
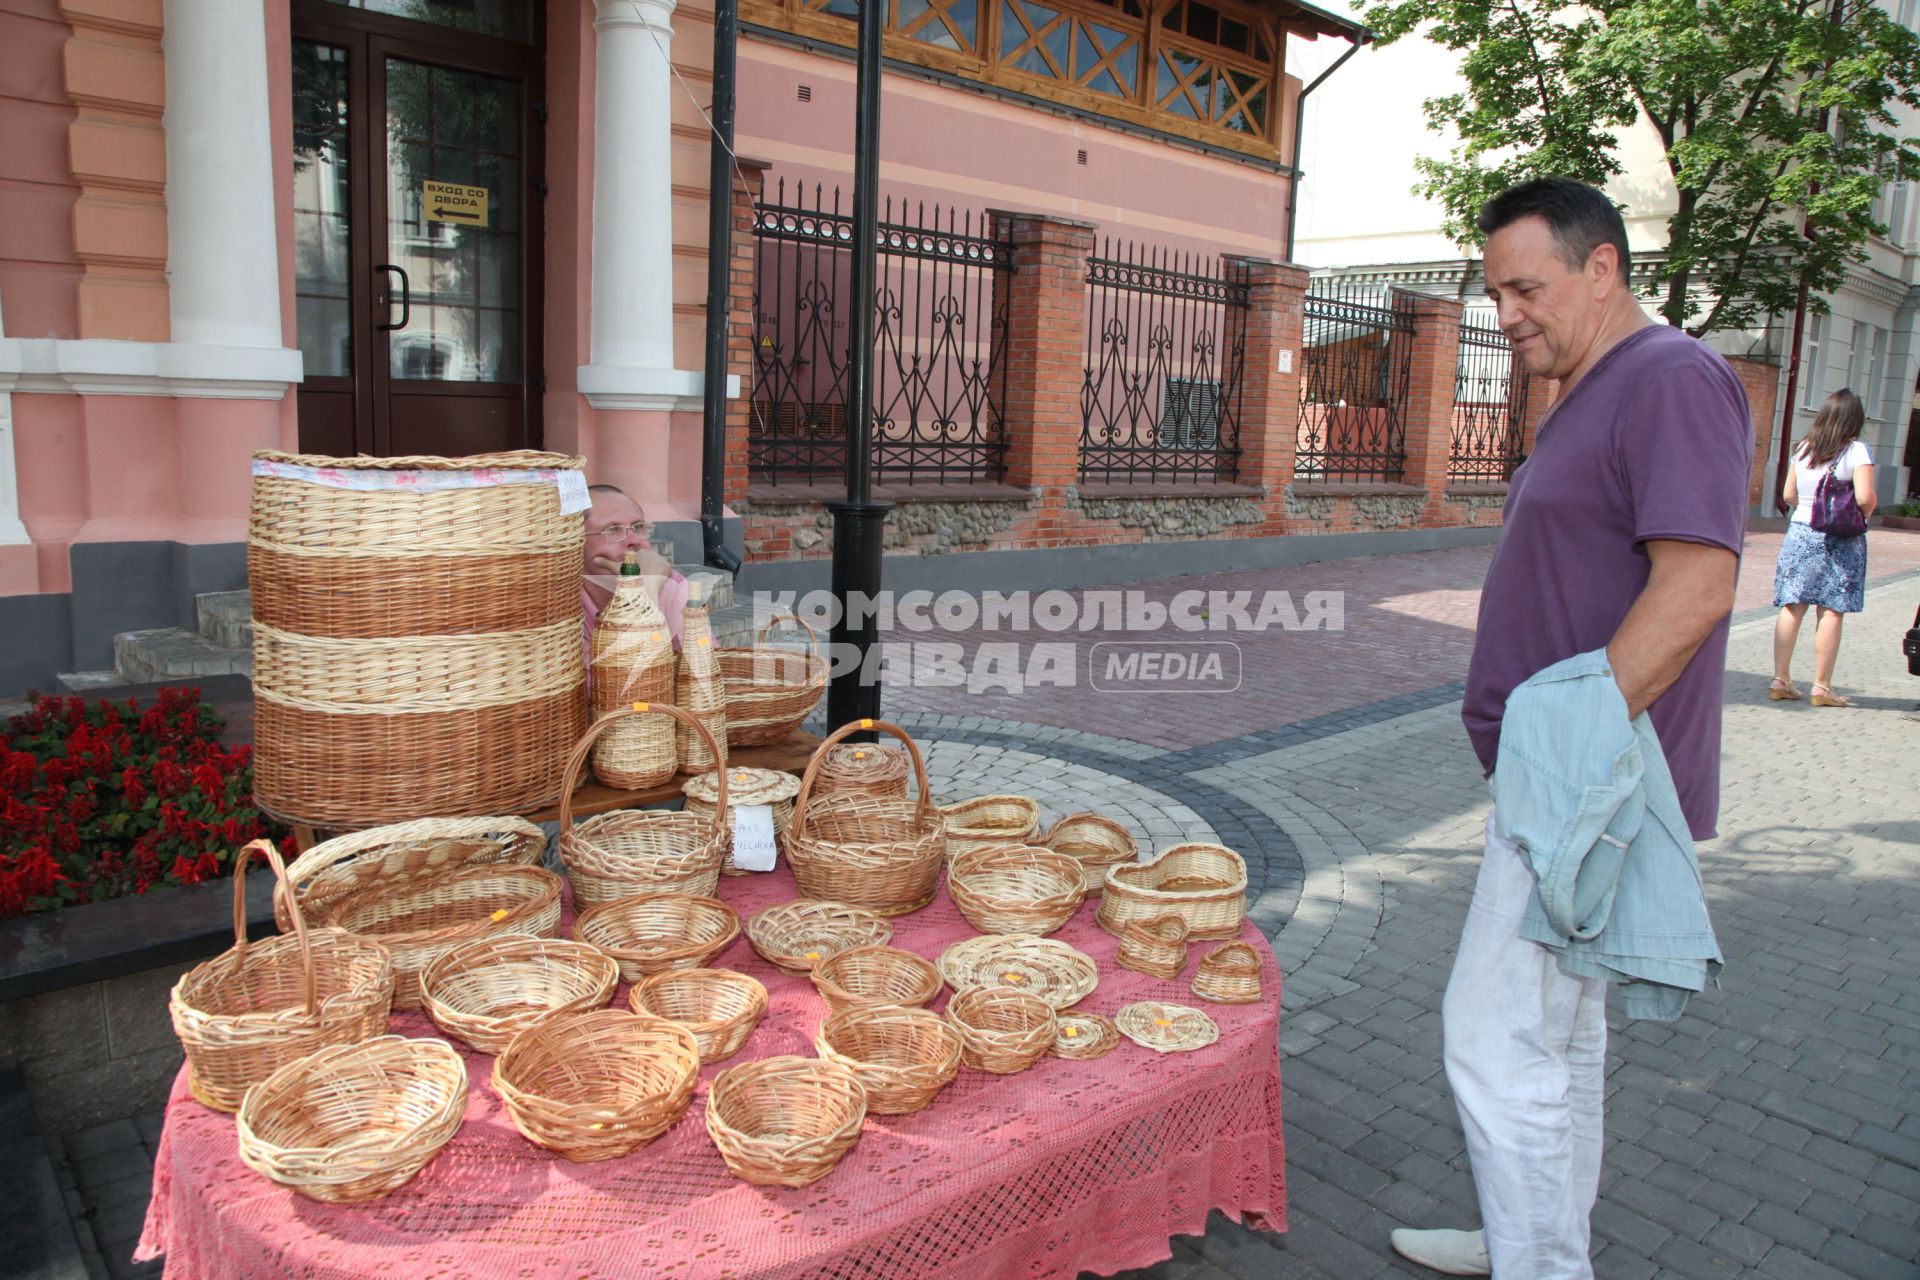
[248,450,589,827]
[590,551,678,787]
[675,581,728,774]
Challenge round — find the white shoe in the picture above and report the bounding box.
[1389,1227,1492,1276]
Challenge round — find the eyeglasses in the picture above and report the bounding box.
[590,522,654,540]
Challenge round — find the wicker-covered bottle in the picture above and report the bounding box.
[675,581,729,774]
[590,553,678,787]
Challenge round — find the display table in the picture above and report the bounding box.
[138,866,1285,1280]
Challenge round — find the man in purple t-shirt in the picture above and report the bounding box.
[1389,180,1750,1279]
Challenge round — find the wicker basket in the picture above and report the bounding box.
[675,591,729,774]
[810,741,910,801]
[811,945,943,1014]
[1192,942,1262,1004]
[557,704,730,908]
[572,894,743,983]
[420,934,620,1054]
[311,863,564,1010]
[1115,1000,1220,1053]
[589,570,678,788]
[273,816,547,932]
[170,841,394,1114]
[1041,814,1138,899]
[493,1010,701,1162]
[747,900,893,976]
[628,968,768,1064]
[1114,913,1190,980]
[947,844,1087,936]
[1098,843,1248,942]
[939,795,1040,864]
[787,720,946,917]
[945,986,1057,1075]
[682,767,801,875]
[1051,1011,1121,1060]
[815,1004,963,1115]
[718,614,827,748]
[249,450,588,828]
[236,1036,466,1202]
[705,1056,867,1187]
[936,934,1099,1010]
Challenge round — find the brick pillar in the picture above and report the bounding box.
[725,159,771,507]
[1227,256,1308,492]
[1396,291,1464,499]
[995,211,1096,494]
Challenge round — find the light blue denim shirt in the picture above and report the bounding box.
[1491,648,1724,1020]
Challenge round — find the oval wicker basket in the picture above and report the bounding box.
[1051,1011,1121,1060]
[815,1004,963,1115]
[810,741,910,801]
[717,614,827,748]
[572,893,743,984]
[557,703,730,908]
[935,934,1099,1010]
[273,816,547,932]
[1191,942,1263,1005]
[1098,843,1248,942]
[811,945,943,1014]
[1041,813,1138,899]
[236,1035,466,1202]
[420,934,620,1055]
[493,1010,702,1162]
[787,720,946,917]
[589,573,678,788]
[946,844,1087,936]
[311,863,564,1009]
[683,767,801,875]
[945,986,1057,1075]
[705,1056,868,1187]
[939,795,1040,863]
[628,968,768,1064]
[249,450,587,828]
[170,841,395,1114]
[1114,913,1190,980]
[747,900,894,976]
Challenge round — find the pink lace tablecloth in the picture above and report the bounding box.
[139,867,1285,1280]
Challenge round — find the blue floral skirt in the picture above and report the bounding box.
[1772,520,1866,612]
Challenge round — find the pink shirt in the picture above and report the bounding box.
[582,570,689,679]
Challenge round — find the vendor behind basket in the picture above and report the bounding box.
[582,484,688,672]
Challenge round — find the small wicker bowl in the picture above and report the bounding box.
[811,945,943,1014]
[748,900,893,976]
[628,968,769,1064]
[572,894,742,984]
[236,1036,466,1203]
[815,1004,964,1115]
[1051,1011,1121,1060]
[1115,913,1190,980]
[1192,942,1263,1005]
[939,795,1040,862]
[421,934,620,1055]
[492,1010,701,1162]
[705,1055,868,1187]
[945,986,1057,1075]
[947,844,1088,936]
[1041,813,1138,899]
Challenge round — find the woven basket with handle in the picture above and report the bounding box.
[273,816,547,933]
[717,614,827,747]
[786,719,946,917]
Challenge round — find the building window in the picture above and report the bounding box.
[1802,313,1824,409]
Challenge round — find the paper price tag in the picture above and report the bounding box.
[555,470,591,514]
[730,804,778,872]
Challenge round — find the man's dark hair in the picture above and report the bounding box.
[1477,179,1631,284]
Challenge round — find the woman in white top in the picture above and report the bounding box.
[1770,388,1877,706]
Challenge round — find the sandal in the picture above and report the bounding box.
[1768,678,1802,702]
[1810,685,1851,708]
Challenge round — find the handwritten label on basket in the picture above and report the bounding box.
[730,804,778,872]
[555,470,591,514]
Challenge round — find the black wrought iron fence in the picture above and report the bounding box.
[1450,310,1531,482]
[1080,241,1248,483]
[749,180,1014,484]
[1295,278,1415,481]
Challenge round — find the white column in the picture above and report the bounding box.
[163,0,284,350]
[580,0,704,408]
[0,292,27,546]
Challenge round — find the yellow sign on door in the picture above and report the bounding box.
[423,180,489,226]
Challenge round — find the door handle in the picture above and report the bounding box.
[375,263,411,332]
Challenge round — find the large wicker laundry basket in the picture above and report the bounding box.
[248,450,589,828]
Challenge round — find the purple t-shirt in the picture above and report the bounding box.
[1463,324,1752,839]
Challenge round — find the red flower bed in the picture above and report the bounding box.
[1,687,290,921]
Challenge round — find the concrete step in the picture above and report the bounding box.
[113,628,252,684]
[195,590,253,650]
[56,670,127,694]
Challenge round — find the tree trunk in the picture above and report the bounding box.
[1661,189,1699,327]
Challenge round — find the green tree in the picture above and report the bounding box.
[1361,0,1920,335]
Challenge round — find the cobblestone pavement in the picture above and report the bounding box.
[48,528,1920,1279]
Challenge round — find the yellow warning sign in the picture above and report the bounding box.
[423,180,489,225]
